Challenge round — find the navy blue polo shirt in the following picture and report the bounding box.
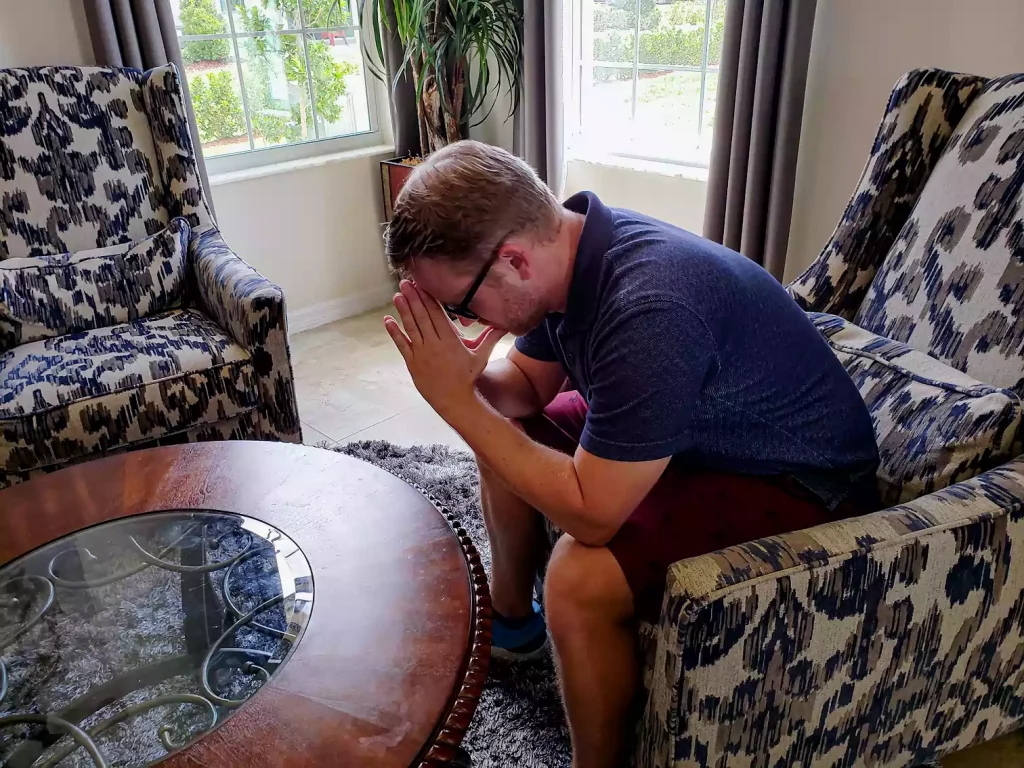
[516,192,879,504]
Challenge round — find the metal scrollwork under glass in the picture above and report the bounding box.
[0,511,314,767]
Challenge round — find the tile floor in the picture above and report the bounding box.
[292,305,512,450]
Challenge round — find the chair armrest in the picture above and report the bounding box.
[787,69,986,318]
[638,457,1024,768]
[190,228,301,442]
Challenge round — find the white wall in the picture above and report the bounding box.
[0,0,94,67]
[210,148,397,331]
[785,0,1024,282]
[563,159,708,233]
[471,86,516,153]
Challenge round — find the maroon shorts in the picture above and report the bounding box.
[520,391,840,620]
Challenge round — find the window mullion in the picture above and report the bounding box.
[698,0,714,135]
[630,0,640,121]
[179,33,234,41]
[180,26,360,41]
[225,4,256,151]
[296,1,322,139]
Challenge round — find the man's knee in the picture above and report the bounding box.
[546,534,632,633]
[547,534,591,602]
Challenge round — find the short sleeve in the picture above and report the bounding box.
[515,321,561,362]
[581,300,719,462]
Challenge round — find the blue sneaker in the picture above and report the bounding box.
[492,600,548,660]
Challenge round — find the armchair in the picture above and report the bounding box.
[628,69,1024,766]
[0,65,301,490]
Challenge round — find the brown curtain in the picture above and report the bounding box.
[381,0,422,156]
[513,0,564,192]
[84,0,215,218]
[703,0,817,279]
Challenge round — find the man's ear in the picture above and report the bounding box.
[501,242,532,280]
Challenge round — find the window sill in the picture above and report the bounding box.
[209,143,396,187]
[567,153,710,183]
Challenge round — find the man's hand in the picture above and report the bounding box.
[385,280,507,419]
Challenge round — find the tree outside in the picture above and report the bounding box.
[180,0,231,64]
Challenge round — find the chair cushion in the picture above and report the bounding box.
[0,218,191,353]
[853,73,1024,396]
[811,312,1022,505]
[0,308,258,473]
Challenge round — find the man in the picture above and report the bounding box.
[383,141,879,767]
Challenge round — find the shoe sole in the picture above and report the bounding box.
[490,633,550,662]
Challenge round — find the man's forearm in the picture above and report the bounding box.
[476,358,544,419]
[447,394,615,545]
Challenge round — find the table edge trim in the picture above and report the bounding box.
[411,482,493,767]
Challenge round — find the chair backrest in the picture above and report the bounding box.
[0,67,170,259]
[854,74,1024,396]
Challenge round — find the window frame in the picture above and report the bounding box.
[176,0,387,174]
[566,0,721,170]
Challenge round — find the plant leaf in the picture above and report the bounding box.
[361,0,524,131]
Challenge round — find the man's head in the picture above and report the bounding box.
[385,140,566,335]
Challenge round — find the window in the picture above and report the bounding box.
[567,0,725,168]
[172,0,380,168]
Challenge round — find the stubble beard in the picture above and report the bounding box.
[501,288,549,337]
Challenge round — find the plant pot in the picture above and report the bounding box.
[380,156,424,222]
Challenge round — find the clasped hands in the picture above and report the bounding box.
[384,280,506,421]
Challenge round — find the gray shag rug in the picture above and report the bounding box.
[335,440,572,768]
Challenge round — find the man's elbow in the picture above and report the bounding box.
[570,509,626,547]
[572,528,617,548]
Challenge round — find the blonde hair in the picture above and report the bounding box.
[385,140,561,275]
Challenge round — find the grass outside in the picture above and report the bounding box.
[583,68,718,163]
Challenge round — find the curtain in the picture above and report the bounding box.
[84,0,215,218]
[381,0,422,157]
[703,0,817,280]
[513,0,565,194]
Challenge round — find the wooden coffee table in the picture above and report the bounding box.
[0,442,490,767]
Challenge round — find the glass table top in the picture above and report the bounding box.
[0,511,314,767]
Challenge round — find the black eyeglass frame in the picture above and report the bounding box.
[443,243,504,321]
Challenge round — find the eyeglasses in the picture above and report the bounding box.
[443,246,502,321]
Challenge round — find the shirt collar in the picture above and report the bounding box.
[562,191,613,335]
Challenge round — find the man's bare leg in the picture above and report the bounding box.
[546,534,637,768]
[478,459,542,617]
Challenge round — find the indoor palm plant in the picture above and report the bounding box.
[360,0,524,155]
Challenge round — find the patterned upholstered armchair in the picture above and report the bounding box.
[630,69,1024,766]
[0,65,301,490]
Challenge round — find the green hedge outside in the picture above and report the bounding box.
[190,70,246,143]
[593,17,725,74]
[180,0,230,64]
